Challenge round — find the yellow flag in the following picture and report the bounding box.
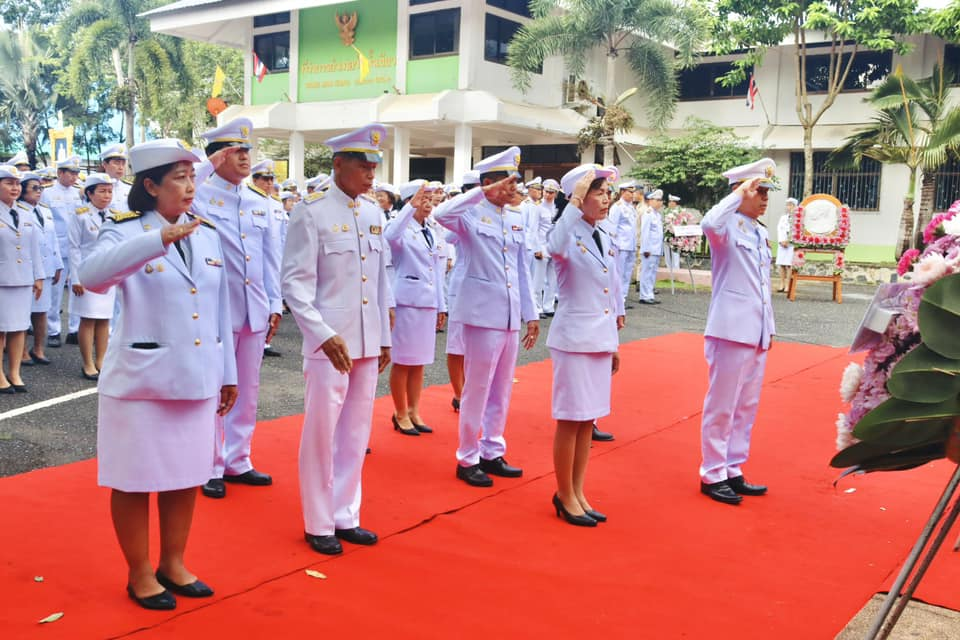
[352,45,370,82]
[212,65,226,97]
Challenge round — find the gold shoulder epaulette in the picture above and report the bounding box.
[247,183,268,198]
[109,210,142,223]
[121,176,134,185]
[15,201,30,211]
[187,212,216,229]
[305,191,325,203]
[271,193,281,202]
[76,206,89,215]
[505,204,521,212]
[37,201,50,208]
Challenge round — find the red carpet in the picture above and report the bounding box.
[2,333,959,639]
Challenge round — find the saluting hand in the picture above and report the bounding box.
[378,346,391,373]
[571,169,596,206]
[161,219,200,246]
[408,183,429,211]
[736,176,763,200]
[482,176,517,208]
[320,334,352,373]
[522,320,539,350]
[208,145,244,172]
[218,384,238,416]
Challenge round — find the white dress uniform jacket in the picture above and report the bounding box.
[545,205,623,353]
[20,201,62,278]
[433,187,537,330]
[40,181,80,259]
[191,176,283,333]
[68,204,111,282]
[384,202,447,311]
[110,178,131,211]
[639,209,664,256]
[79,210,237,398]
[701,191,776,349]
[607,199,638,252]
[0,201,44,285]
[282,186,392,359]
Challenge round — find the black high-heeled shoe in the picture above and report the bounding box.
[127,584,176,610]
[552,494,597,527]
[392,414,419,436]
[451,397,460,412]
[412,422,433,434]
[584,508,607,523]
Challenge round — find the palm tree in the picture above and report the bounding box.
[829,62,960,257]
[0,30,57,167]
[58,0,186,146]
[507,0,708,166]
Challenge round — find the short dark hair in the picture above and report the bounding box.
[84,183,104,200]
[18,179,39,201]
[588,177,607,193]
[128,162,180,212]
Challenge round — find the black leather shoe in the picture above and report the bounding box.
[700,480,743,505]
[591,424,615,442]
[451,397,460,412]
[335,527,378,546]
[82,369,99,381]
[223,469,273,485]
[584,508,607,523]
[412,422,433,434]
[12,384,26,393]
[625,303,636,310]
[543,311,555,317]
[47,334,61,348]
[552,494,597,527]
[263,346,282,357]
[21,358,34,367]
[479,456,522,478]
[456,463,493,487]
[0,385,14,395]
[201,478,225,499]
[29,350,51,365]
[727,476,768,496]
[65,332,78,345]
[127,585,176,610]
[155,571,214,598]
[305,533,342,555]
[638,299,660,305]
[392,414,419,436]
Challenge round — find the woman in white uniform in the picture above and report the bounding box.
[79,139,238,610]
[546,165,625,527]
[0,165,44,392]
[775,197,797,292]
[18,171,61,366]
[69,173,116,379]
[384,182,447,435]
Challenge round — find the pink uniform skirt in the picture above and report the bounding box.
[549,348,613,421]
[0,285,32,331]
[445,319,464,356]
[74,286,116,319]
[391,305,438,366]
[97,395,218,492]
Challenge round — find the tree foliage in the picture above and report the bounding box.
[0,29,59,166]
[712,0,929,197]
[628,117,760,211]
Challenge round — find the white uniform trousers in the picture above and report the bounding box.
[47,256,79,336]
[458,325,519,466]
[542,258,558,313]
[300,356,377,535]
[213,325,267,477]
[638,254,660,301]
[699,337,768,484]
[617,250,636,306]
[527,250,541,313]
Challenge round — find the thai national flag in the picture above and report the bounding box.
[253,51,268,83]
[746,73,758,110]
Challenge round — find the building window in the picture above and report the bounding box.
[487,0,532,18]
[410,9,460,58]
[253,32,290,72]
[410,157,446,183]
[485,13,522,66]
[410,0,442,4]
[789,152,881,210]
[481,144,579,164]
[254,12,290,28]
[678,62,749,100]
[804,50,892,93]
[933,156,960,211]
[946,45,960,86]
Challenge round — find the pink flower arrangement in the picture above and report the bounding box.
[663,209,701,255]
[836,199,960,449]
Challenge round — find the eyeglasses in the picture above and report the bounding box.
[28,185,42,191]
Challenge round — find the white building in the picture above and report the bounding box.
[146,0,960,263]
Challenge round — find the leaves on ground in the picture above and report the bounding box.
[38,612,63,623]
[304,569,327,580]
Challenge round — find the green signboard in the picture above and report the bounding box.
[298,0,398,102]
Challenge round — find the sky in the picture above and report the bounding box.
[919,0,953,8]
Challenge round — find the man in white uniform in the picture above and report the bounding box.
[535,180,560,317]
[99,144,131,211]
[699,159,777,505]
[193,119,283,499]
[251,159,286,358]
[638,189,664,304]
[433,147,539,487]
[605,180,638,310]
[282,124,391,555]
[520,177,543,311]
[40,156,82,347]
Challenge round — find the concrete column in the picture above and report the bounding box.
[396,0,410,93]
[243,20,252,106]
[378,144,392,183]
[580,145,595,164]
[288,10,300,102]
[453,123,473,183]
[289,130,305,183]
[393,126,409,184]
